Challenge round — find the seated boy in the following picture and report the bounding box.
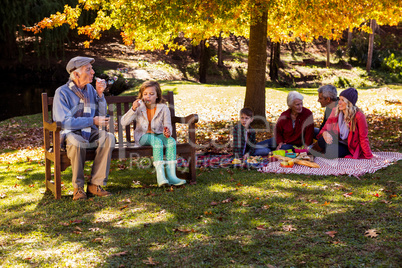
[232,108,256,159]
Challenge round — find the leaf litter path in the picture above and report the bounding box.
[0,85,401,164]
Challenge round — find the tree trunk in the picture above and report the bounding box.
[199,40,209,83]
[326,39,330,68]
[366,19,376,73]
[217,32,224,67]
[191,45,199,60]
[269,42,280,81]
[244,10,268,119]
[347,27,353,50]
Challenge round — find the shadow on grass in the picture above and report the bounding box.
[1,159,401,266]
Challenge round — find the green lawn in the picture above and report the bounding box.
[0,83,401,267]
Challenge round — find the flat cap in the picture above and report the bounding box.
[66,56,95,74]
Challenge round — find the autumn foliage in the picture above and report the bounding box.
[23,0,402,50]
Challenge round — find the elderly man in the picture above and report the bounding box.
[315,85,338,138]
[53,56,115,200]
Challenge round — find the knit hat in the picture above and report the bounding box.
[66,56,95,74]
[340,87,358,106]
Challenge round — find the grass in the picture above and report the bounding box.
[0,83,401,267]
[1,159,401,267]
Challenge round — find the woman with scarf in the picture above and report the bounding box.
[316,87,373,159]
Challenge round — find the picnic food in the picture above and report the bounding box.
[247,156,262,164]
[296,152,312,161]
[273,155,320,168]
[280,160,294,168]
[232,158,242,164]
[164,126,170,138]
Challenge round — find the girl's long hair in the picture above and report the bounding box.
[335,97,361,132]
[138,81,163,103]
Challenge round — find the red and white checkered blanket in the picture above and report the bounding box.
[259,152,402,178]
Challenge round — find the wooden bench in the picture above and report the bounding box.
[41,91,198,199]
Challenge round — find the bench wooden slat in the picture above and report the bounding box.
[41,91,198,199]
[123,102,132,143]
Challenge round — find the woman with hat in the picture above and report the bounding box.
[315,87,373,159]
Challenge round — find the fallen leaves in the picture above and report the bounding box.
[142,257,159,265]
[256,225,268,230]
[343,192,353,197]
[319,201,330,206]
[325,231,338,238]
[365,229,380,238]
[110,251,128,257]
[283,225,297,232]
[210,197,233,206]
[173,228,196,233]
[261,204,270,210]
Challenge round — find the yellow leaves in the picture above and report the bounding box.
[320,201,331,206]
[83,40,92,48]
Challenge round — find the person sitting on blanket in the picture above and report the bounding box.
[232,107,257,159]
[120,81,186,187]
[253,91,315,156]
[315,87,373,159]
[315,85,338,138]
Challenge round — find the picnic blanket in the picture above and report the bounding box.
[176,152,402,178]
[259,152,402,178]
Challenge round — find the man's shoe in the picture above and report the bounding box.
[87,183,112,197]
[73,187,87,200]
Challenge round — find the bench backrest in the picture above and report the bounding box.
[42,91,178,144]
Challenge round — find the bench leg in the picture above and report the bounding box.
[45,158,52,192]
[45,158,62,199]
[189,154,196,183]
[53,159,62,199]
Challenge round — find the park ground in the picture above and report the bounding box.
[0,34,401,267]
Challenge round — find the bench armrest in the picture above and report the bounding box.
[43,120,62,132]
[172,114,198,145]
[43,120,62,152]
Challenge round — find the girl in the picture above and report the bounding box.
[121,81,186,186]
[316,87,373,159]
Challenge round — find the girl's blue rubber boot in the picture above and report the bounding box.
[165,161,186,186]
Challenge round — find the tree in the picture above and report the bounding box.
[244,8,268,119]
[269,42,280,82]
[199,40,210,83]
[326,39,331,68]
[1,0,77,60]
[366,19,377,73]
[217,32,224,67]
[25,0,402,117]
